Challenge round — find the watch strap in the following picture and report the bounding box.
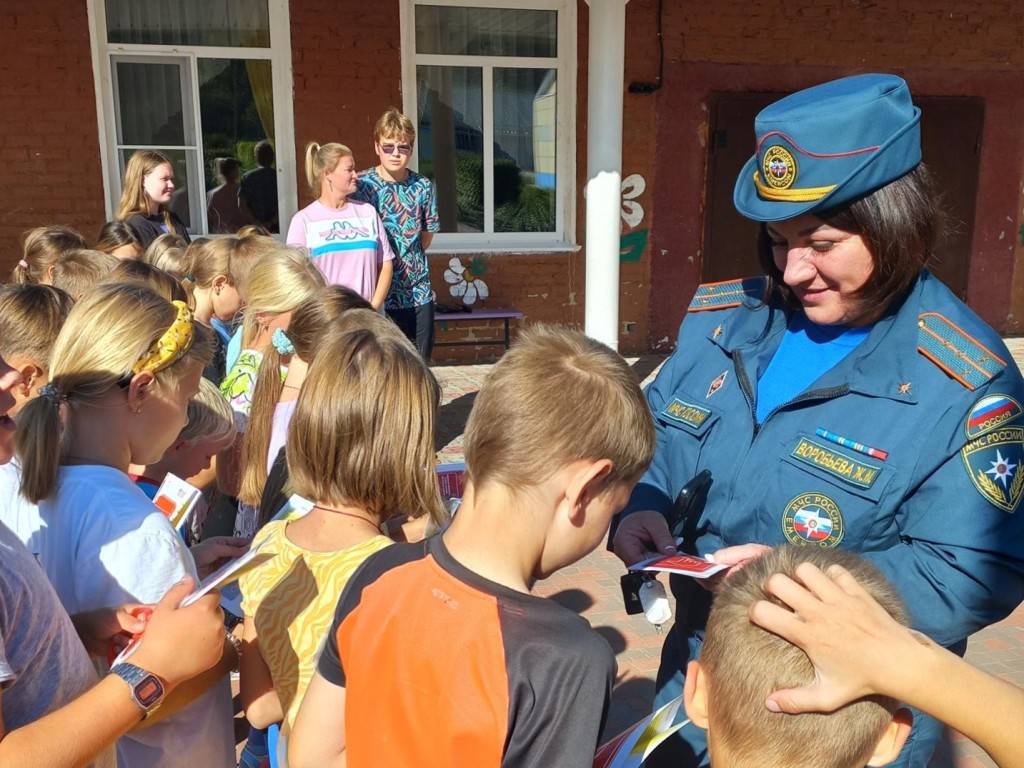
[110,662,166,718]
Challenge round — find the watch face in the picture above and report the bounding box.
[135,675,165,708]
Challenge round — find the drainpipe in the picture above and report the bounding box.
[584,0,628,350]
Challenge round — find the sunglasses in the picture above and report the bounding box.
[380,142,413,157]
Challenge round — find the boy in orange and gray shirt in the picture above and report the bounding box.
[289,325,656,768]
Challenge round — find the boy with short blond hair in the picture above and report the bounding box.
[683,546,911,768]
[352,107,440,358]
[289,325,656,768]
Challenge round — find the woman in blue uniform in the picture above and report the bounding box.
[613,74,1024,767]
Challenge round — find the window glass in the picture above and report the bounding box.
[415,5,556,57]
[115,61,188,146]
[417,65,484,233]
[106,0,270,48]
[198,59,277,232]
[493,68,556,233]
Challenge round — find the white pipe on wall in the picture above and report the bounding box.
[584,0,629,350]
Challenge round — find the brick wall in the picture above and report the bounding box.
[647,0,1024,347]
[0,1,105,274]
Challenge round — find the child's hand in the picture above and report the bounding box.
[72,604,150,659]
[130,578,225,688]
[190,535,250,578]
[747,562,928,714]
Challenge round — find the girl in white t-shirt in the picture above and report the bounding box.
[286,141,394,307]
[14,283,237,768]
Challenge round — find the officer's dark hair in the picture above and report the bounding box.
[758,163,944,319]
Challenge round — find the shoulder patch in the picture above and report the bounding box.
[688,277,767,313]
[917,312,1005,391]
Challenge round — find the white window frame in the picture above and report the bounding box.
[400,0,577,252]
[87,0,297,236]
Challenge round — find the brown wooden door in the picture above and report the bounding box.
[701,92,983,300]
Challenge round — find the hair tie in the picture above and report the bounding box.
[271,328,295,356]
[38,382,66,407]
[132,300,195,375]
[18,260,29,270]
[184,273,195,283]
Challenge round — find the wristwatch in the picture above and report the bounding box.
[110,662,167,718]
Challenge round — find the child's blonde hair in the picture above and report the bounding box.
[0,283,75,370]
[287,309,445,525]
[105,259,189,303]
[701,546,908,768]
[239,285,373,505]
[304,141,352,195]
[49,249,119,301]
[179,378,236,446]
[373,107,416,144]
[240,247,326,349]
[116,149,186,238]
[15,283,214,503]
[232,232,282,300]
[12,225,88,284]
[464,325,655,493]
[143,233,190,280]
[182,236,238,300]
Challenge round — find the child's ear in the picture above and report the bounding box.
[566,459,613,522]
[682,660,710,731]
[126,371,156,412]
[14,361,43,394]
[866,708,912,766]
[169,438,190,455]
[212,274,230,294]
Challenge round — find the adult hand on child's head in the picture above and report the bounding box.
[190,535,250,578]
[748,562,929,714]
[72,605,150,659]
[612,510,677,566]
[130,577,224,688]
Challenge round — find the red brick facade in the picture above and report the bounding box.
[2,1,1023,355]
[0,2,106,268]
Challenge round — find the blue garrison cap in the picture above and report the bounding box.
[733,73,921,222]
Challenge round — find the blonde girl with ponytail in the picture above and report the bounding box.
[12,282,237,768]
[285,141,394,308]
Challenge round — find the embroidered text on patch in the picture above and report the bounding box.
[790,438,881,489]
[661,398,711,429]
[782,492,844,547]
[961,426,1024,513]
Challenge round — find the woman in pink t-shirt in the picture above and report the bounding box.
[286,142,394,308]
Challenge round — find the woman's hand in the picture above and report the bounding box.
[612,511,678,566]
[189,536,250,578]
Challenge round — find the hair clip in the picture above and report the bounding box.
[272,327,295,356]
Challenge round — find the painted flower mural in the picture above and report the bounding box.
[443,256,490,306]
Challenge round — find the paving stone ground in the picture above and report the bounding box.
[430,341,1024,766]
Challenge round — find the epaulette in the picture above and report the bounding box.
[688,276,767,313]
[917,312,1006,391]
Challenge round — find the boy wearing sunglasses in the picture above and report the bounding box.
[353,108,440,358]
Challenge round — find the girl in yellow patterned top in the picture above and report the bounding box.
[238,309,447,759]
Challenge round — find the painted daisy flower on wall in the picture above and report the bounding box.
[443,256,490,306]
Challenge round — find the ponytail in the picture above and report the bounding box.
[16,394,66,504]
[304,141,352,196]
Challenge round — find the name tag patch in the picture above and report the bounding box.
[661,398,711,429]
[790,437,881,490]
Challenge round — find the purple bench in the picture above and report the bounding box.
[434,307,524,350]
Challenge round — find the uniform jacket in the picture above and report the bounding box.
[623,270,1024,646]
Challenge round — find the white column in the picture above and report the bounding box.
[584,0,629,350]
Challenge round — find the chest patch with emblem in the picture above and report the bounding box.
[790,437,882,489]
[661,398,711,429]
[782,492,844,547]
[961,425,1024,513]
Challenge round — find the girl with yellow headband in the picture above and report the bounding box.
[13,283,237,768]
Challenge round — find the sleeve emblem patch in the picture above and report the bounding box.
[961,426,1024,512]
